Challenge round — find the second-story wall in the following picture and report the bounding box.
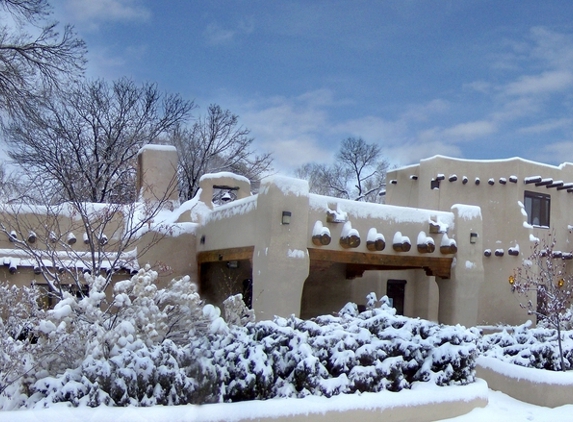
[387,156,573,325]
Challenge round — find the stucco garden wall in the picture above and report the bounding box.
[477,356,573,408]
[180,379,489,422]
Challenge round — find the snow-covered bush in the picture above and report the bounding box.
[222,294,255,327]
[479,322,573,371]
[210,293,479,402]
[509,236,573,371]
[2,284,480,409]
[27,339,217,408]
[0,266,216,409]
[0,283,46,407]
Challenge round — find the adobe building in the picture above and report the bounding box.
[193,154,573,327]
[2,146,573,328]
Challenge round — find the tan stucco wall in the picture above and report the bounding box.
[300,263,352,319]
[137,230,197,288]
[251,177,311,320]
[387,156,573,326]
[137,144,179,204]
[352,269,439,321]
[197,175,311,320]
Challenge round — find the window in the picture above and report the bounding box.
[524,191,550,227]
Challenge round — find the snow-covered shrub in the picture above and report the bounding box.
[24,338,219,408]
[1,266,217,409]
[544,306,573,331]
[210,293,479,402]
[3,284,480,409]
[480,322,573,371]
[0,282,48,407]
[222,294,255,327]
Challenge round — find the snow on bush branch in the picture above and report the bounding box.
[480,322,573,371]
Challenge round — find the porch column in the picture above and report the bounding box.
[436,205,484,327]
[251,176,311,320]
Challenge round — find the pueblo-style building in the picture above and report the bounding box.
[3,146,573,327]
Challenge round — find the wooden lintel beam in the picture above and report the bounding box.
[309,248,452,279]
[197,246,254,264]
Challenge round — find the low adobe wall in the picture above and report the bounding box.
[178,380,488,422]
[477,356,573,408]
[0,381,488,421]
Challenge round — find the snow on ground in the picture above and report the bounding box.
[442,389,573,422]
[0,386,571,422]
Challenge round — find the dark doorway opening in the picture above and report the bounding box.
[387,279,407,315]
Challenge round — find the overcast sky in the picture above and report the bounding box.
[53,0,573,173]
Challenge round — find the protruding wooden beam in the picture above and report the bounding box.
[557,183,573,191]
[547,180,564,189]
[524,176,542,184]
[366,238,385,251]
[535,178,553,186]
[312,233,331,246]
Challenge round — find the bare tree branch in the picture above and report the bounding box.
[170,104,273,201]
[511,236,573,371]
[0,0,86,116]
[295,137,388,203]
[5,77,195,203]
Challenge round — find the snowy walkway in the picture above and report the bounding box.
[442,389,573,421]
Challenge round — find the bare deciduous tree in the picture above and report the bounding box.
[170,104,273,201]
[0,0,86,116]
[510,237,573,371]
[5,77,194,203]
[296,137,388,202]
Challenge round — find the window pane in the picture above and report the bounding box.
[524,191,550,227]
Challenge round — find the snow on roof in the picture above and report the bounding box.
[205,195,258,223]
[0,248,139,272]
[452,204,481,221]
[199,172,250,185]
[137,144,177,154]
[260,175,309,197]
[309,194,454,225]
[393,155,573,173]
[0,202,114,219]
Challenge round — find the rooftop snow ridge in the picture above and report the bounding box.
[392,155,573,173]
